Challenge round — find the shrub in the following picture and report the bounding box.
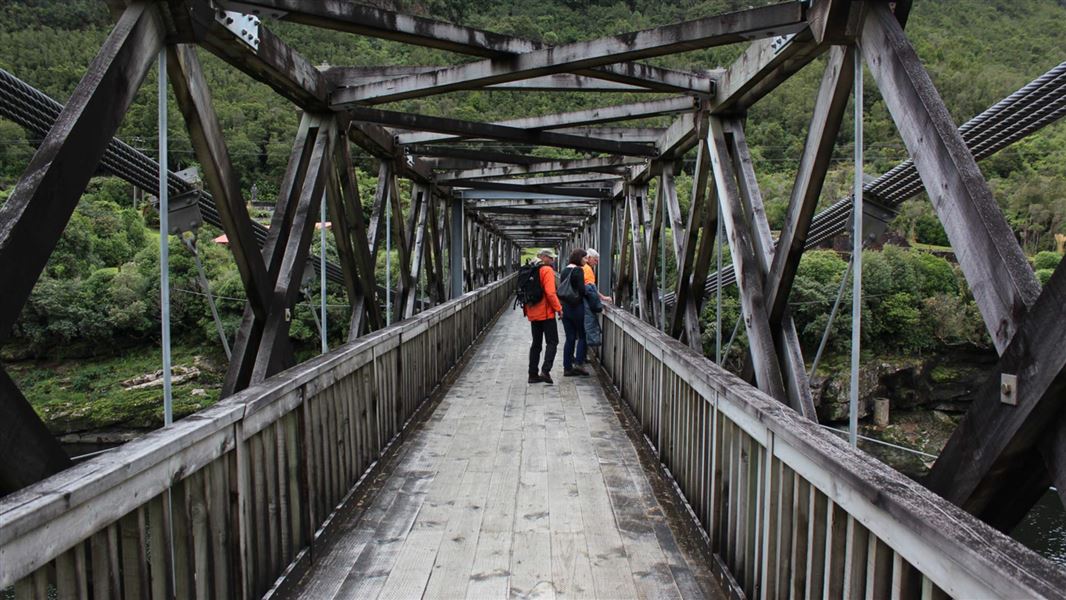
[1033,250,1062,271]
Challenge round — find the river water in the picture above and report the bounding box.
[1012,489,1066,564]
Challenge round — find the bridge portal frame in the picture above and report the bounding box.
[0,0,1064,591]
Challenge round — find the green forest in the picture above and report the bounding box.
[1,0,1065,433]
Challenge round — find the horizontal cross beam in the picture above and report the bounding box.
[330,2,805,106]
[347,107,656,157]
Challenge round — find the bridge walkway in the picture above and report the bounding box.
[275,310,723,599]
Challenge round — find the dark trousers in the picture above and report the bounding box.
[529,318,559,375]
[561,303,587,370]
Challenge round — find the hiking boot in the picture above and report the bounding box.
[563,368,580,377]
[528,373,542,384]
[540,371,554,384]
[571,366,590,376]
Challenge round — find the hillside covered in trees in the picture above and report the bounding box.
[1,0,1065,433]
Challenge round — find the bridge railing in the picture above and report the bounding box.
[0,276,515,599]
[600,306,1066,599]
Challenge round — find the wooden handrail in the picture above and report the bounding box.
[0,276,516,596]
[599,305,1066,598]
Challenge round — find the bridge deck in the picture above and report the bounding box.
[275,311,722,599]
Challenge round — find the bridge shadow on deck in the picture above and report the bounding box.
[275,310,723,599]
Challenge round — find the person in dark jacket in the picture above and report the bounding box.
[558,248,588,376]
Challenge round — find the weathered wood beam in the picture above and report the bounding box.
[389,175,415,322]
[348,107,656,157]
[859,2,1040,353]
[199,16,329,110]
[402,184,430,318]
[239,0,715,95]
[327,68,647,92]
[668,114,712,348]
[927,261,1066,530]
[469,206,593,217]
[330,2,805,106]
[426,192,447,304]
[553,127,665,143]
[712,0,860,113]
[250,118,333,383]
[168,43,271,318]
[224,115,318,395]
[326,119,383,339]
[450,180,608,198]
[0,2,163,345]
[0,367,71,495]
[726,119,816,419]
[707,117,787,401]
[437,156,645,183]
[0,3,162,492]
[366,161,391,262]
[396,97,696,145]
[639,173,666,327]
[765,45,854,328]
[405,145,543,165]
[614,187,634,308]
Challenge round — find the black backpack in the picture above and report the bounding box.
[514,263,546,309]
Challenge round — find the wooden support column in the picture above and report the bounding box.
[726,120,817,419]
[707,117,788,402]
[0,2,165,492]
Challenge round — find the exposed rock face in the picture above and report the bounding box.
[811,345,996,424]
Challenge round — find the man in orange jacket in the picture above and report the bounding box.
[524,248,563,384]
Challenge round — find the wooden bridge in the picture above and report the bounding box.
[2,0,1066,597]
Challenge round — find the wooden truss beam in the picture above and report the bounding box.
[707,117,788,402]
[765,45,854,328]
[862,1,1055,528]
[927,261,1066,530]
[725,120,817,419]
[240,0,715,94]
[168,43,271,318]
[859,2,1039,354]
[224,114,331,394]
[327,68,648,92]
[437,156,645,183]
[0,2,164,492]
[668,114,714,349]
[347,107,656,157]
[251,116,334,384]
[450,180,609,198]
[330,2,805,106]
[396,96,697,145]
[325,117,384,340]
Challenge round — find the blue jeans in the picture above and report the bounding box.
[561,303,586,369]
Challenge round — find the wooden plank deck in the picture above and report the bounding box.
[275,311,722,599]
